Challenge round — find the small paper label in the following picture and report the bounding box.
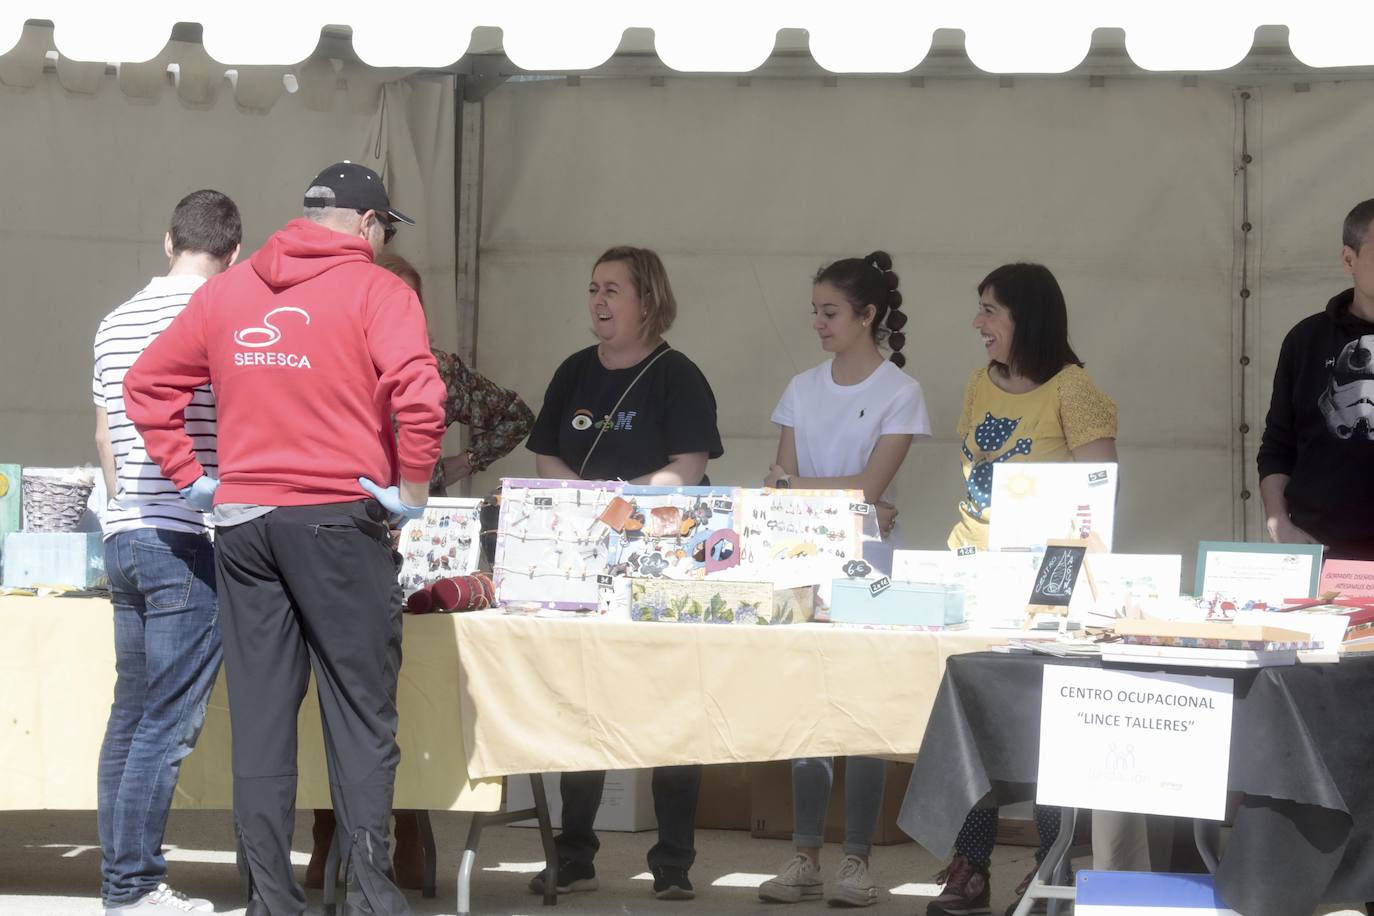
[1087,470,1109,487]
[534,496,554,507]
[851,502,871,515]
[869,576,891,596]
[956,545,977,557]
[596,574,613,587]
[713,498,733,512]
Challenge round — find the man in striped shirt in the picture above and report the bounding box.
[92,190,241,916]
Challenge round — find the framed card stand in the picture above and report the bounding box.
[396,497,484,596]
[1025,539,1093,627]
[1194,541,1323,612]
[493,479,621,610]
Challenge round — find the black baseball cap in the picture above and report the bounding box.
[303,161,415,227]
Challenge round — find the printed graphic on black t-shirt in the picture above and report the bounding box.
[527,343,723,482]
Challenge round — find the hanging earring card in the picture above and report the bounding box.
[396,497,484,596]
[731,488,866,590]
[493,479,621,609]
[607,486,740,579]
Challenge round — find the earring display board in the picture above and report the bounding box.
[493,479,620,610]
[731,488,866,592]
[396,497,484,596]
[988,462,1118,552]
[607,486,739,579]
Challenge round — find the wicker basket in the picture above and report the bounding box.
[22,467,95,533]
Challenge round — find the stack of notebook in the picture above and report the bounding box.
[1103,619,1313,669]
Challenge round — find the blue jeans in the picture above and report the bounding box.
[98,529,221,906]
[792,756,886,856]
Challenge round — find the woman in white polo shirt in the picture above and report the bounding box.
[759,251,931,908]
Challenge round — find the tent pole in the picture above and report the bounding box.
[454,76,485,497]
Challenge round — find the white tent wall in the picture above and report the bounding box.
[0,69,455,465]
[1246,81,1374,543]
[472,77,1240,564]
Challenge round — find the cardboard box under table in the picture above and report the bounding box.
[748,758,914,846]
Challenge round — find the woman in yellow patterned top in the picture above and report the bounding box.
[947,262,1118,551]
[928,262,1117,916]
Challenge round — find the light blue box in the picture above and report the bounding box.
[828,579,965,627]
[2,532,107,589]
[1077,871,1239,914]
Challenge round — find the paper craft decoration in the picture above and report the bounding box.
[396,497,483,596]
[1083,553,1183,621]
[988,462,1117,551]
[628,578,814,625]
[493,479,620,609]
[730,488,865,592]
[1195,541,1323,613]
[1319,559,1374,599]
[1026,539,1090,625]
[607,486,739,579]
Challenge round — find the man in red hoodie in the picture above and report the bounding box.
[125,162,445,916]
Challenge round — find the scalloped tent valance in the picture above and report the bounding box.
[3,2,1374,74]
[0,22,415,113]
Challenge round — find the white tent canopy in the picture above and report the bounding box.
[6,2,1374,72]
[4,2,1374,582]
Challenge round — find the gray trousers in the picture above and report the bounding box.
[216,501,411,916]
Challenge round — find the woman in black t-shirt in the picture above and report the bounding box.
[525,246,722,900]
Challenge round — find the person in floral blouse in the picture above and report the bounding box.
[305,252,534,890]
[377,252,535,494]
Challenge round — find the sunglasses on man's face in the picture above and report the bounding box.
[359,210,397,244]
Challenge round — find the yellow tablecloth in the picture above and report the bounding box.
[0,596,501,812]
[454,612,1002,778]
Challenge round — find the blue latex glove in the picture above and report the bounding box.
[180,475,219,512]
[359,477,425,523]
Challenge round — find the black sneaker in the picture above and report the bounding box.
[652,865,695,900]
[528,858,598,895]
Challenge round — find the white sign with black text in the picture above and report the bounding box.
[1037,666,1233,819]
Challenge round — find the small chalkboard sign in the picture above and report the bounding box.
[1025,539,1091,627]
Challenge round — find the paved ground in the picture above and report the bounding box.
[1,809,1365,915]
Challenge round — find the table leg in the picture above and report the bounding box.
[454,773,563,915]
[323,821,347,916]
[417,810,438,898]
[457,813,484,916]
[1013,807,1079,916]
[530,772,559,908]
[1192,818,1220,874]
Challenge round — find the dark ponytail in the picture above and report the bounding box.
[813,250,907,368]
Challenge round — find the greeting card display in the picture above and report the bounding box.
[988,462,1117,551]
[1083,553,1183,621]
[732,488,866,590]
[493,479,620,609]
[606,486,740,579]
[396,497,484,596]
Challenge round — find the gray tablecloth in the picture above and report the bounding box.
[898,652,1374,916]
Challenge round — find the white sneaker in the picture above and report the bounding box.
[105,883,214,914]
[759,854,823,903]
[826,854,879,907]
